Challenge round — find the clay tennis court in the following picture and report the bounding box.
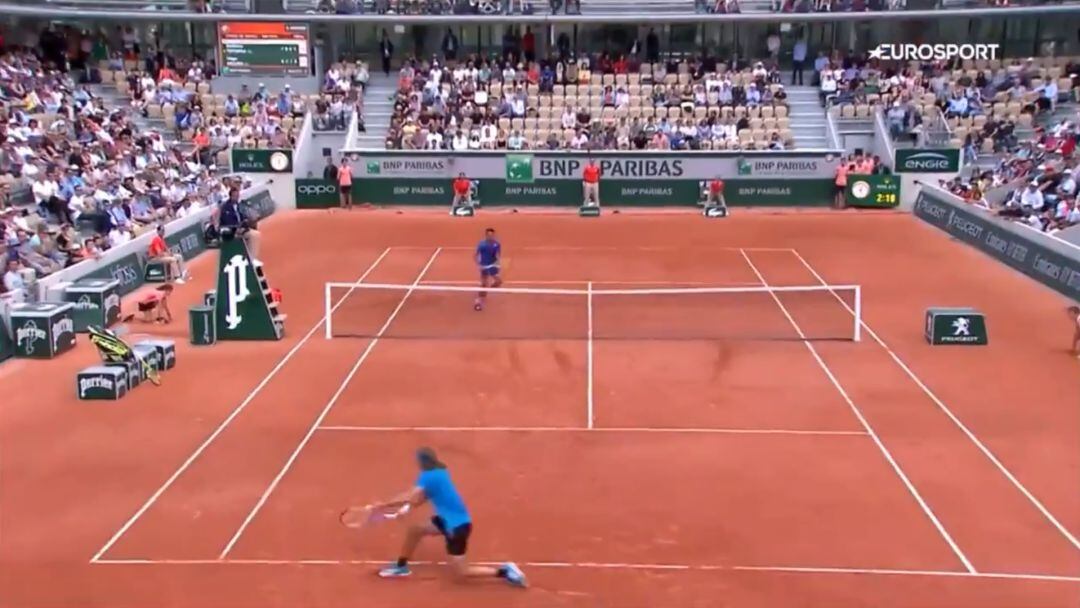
[1,209,1078,608]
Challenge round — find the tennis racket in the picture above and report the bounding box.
[339,503,410,529]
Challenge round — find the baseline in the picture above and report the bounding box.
[315,425,867,436]
[87,558,1080,584]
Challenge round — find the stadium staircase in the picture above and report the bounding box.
[354,72,396,149]
[784,85,831,149]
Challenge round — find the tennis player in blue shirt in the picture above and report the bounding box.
[372,448,527,587]
[474,228,503,311]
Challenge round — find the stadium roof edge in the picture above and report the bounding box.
[3,3,1079,22]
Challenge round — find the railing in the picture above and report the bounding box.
[38,0,252,10]
[925,106,954,147]
[343,110,361,150]
[825,105,843,150]
[872,106,896,171]
[3,0,1080,19]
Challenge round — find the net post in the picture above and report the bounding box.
[324,282,332,340]
[853,285,862,342]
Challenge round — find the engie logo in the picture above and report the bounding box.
[505,154,534,183]
[895,149,960,173]
[870,43,1000,61]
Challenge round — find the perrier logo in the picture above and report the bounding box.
[737,157,753,176]
[505,154,534,184]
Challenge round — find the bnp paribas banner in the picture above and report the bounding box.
[346,151,841,207]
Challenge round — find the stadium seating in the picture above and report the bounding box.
[387,58,794,150]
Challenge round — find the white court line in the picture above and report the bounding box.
[738,249,977,574]
[87,558,1080,583]
[88,247,394,564]
[788,248,1080,554]
[218,248,443,559]
[397,246,797,252]
[419,280,763,287]
[315,425,867,436]
[586,280,594,429]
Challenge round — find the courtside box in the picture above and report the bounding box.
[189,305,216,345]
[105,359,143,390]
[11,302,76,359]
[137,339,177,370]
[77,366,128,400]
[65,278,121,332]
[131,343,164,372]
[925,307,988,345]
[579,205,601,217]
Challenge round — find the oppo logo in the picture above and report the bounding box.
[298,185,337,195]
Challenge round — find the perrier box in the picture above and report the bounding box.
[925,307,988,345]
[65,278,122,332]
[11,302,77,359]
[77,366,128,400]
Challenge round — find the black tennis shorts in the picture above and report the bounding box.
[431,516,472,556]
[340,185,352,195]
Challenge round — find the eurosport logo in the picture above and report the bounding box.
[869,44,1000,61]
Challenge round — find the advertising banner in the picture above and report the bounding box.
[914,188,1080,301]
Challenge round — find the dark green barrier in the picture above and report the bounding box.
[0,317,13,364]
[600,180,701,206]
[84,252,144,297]
[846,174,901,208]
[355,179,455,205]
[165,221,208,260]
[723,179,834,206]
[477,179,580,205]
[358,177,833,207]
[914,188,1080,301]
[296,179,340,209]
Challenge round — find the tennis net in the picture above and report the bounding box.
[324,282,862,342]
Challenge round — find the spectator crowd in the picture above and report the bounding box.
[822,50,1077,156]
[944,114,1080,235]
[0,32,248,301]
[385,39,794,151]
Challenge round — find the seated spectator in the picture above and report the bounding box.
[2,258,26,301]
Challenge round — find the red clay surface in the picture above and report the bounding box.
[1,209,1078,608]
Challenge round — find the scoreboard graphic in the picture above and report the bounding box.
[218,22,310,77]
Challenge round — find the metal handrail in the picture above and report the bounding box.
[1,1,1078,20]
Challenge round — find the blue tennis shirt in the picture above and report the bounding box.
[417,468,471,529]
[476,239,500,268]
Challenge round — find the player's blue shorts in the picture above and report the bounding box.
[480,265,500,277]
